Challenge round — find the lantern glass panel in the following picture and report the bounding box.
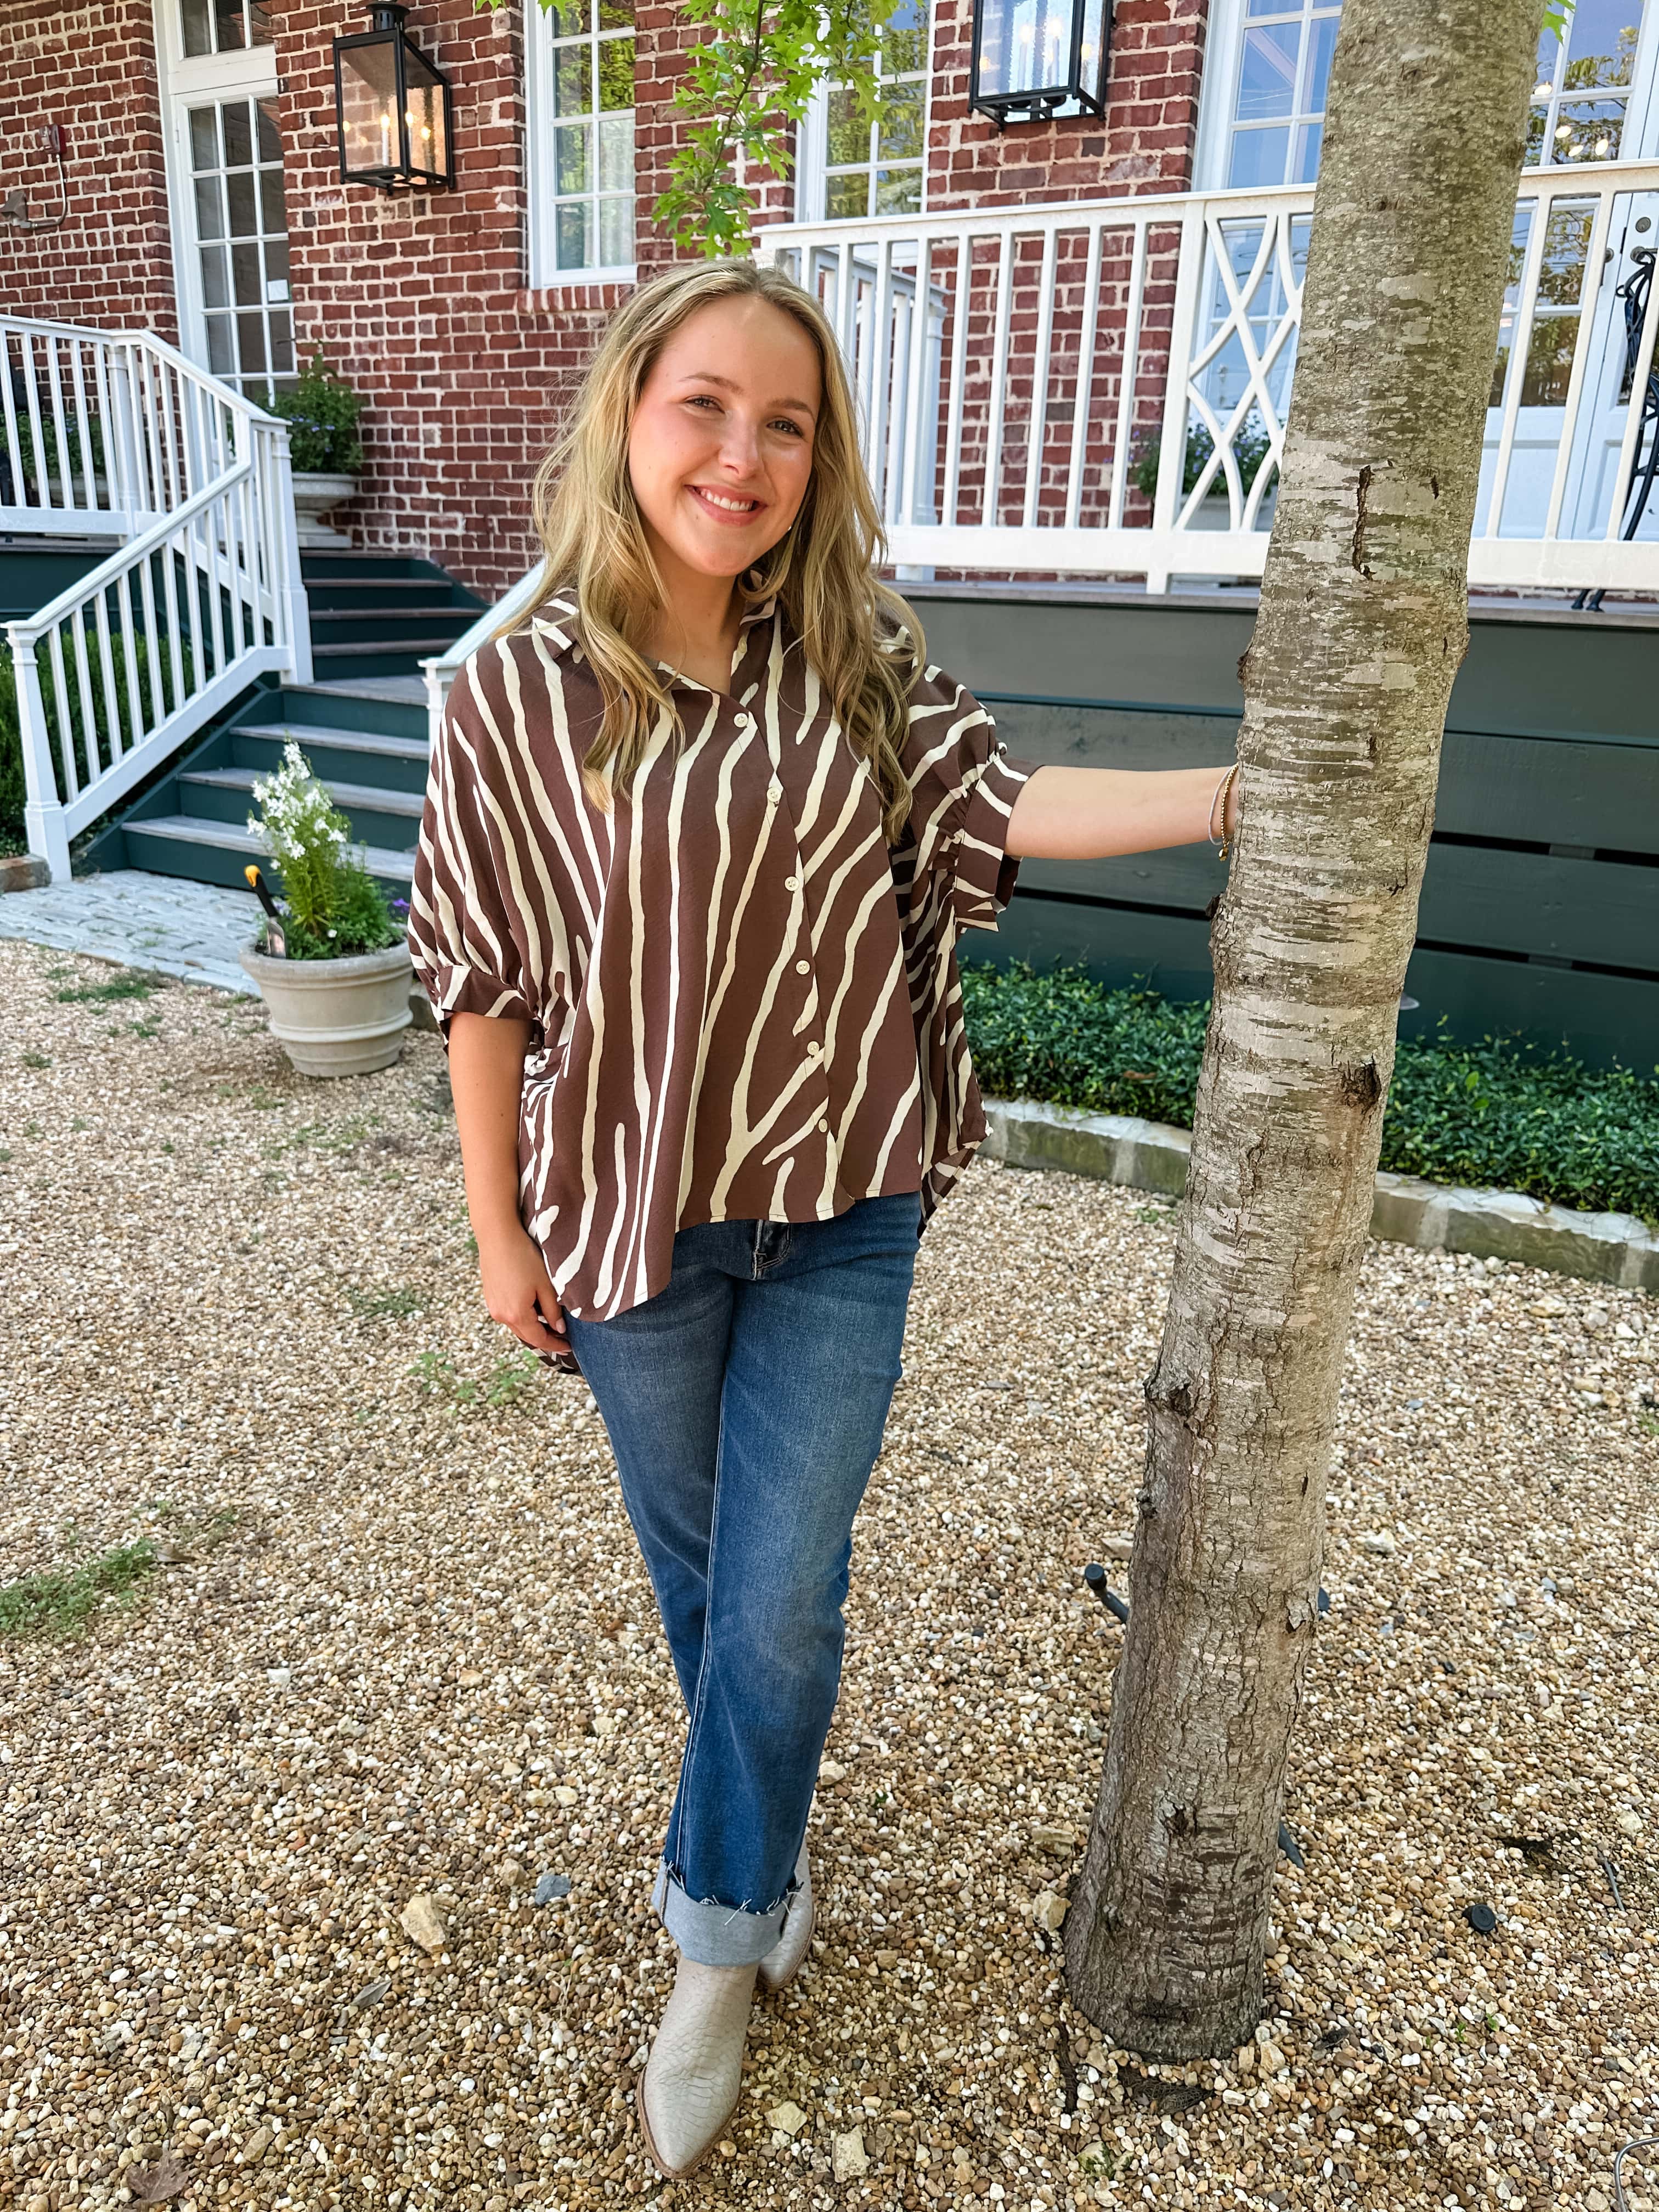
[403,42,448,179]
[340,40,400,179]
[1078,0,1108,104]
[977,0,1077,99]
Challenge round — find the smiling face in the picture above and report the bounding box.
[626,295,822,600]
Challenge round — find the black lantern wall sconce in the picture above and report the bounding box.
[333,4,455,192]
[967,0,1110,125]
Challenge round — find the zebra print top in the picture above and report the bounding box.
[408,592,1034,1322]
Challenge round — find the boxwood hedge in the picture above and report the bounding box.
[961,961,1659,1228]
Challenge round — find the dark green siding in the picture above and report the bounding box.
[909,586,1659,1071]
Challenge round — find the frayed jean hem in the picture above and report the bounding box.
[652,1859,797,1966]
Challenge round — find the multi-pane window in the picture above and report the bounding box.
[1224,0,1341,189]
[822,1,928,219]
[544,0,635,273]
[181,0,272,55]
[189,95,294,402]
[1527,0,1649,165]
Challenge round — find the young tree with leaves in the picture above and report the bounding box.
[1059,0,1547,2056]
[492,0,905,253]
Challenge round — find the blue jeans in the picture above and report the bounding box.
[563,1193,921,1965]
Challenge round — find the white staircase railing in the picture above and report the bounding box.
[421,561,544,748]
[3,317,311,883]
[757,160,1659,595]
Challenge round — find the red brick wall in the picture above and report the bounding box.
[1,0,1216,601]
[0,1,176,339]
[270,0,619,599]
[927,0,1211,208]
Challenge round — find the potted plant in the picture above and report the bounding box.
[239,742,413,1077]
[270,350,365,548]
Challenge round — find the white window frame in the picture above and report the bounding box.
[1192,0,1339,193]
[795,8,933,223]
[1523,0,1659,170]
[1196,0,1659,190]
[525,2,636,290]
[155,0,288,394]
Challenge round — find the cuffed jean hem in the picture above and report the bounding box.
[651,1858,798,1967]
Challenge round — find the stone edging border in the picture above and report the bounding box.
[0,855,49,894]
[981,1095,1659,1293]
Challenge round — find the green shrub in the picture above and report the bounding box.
[1,566,199,858]
[962,961,1659,1226]
[1132,415,1275,503]
[270,350,364,474]
[247,741,402,959]
[0,648,24,856]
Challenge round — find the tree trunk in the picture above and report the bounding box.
[1063,0,1543,2058]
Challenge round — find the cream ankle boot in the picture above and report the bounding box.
[638,1956,757,2179]
[758,1844,813,1994]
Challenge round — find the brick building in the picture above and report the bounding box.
[6,1,1656,599]
[0,0,1263,597]
[3,0,1656,1068]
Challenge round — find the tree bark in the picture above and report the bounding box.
[1063,0,1543,2058]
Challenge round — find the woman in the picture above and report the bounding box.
[409,258,1240,2181]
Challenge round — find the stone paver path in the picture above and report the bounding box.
[0,868,255,994]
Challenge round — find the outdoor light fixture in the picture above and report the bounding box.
[333,4,455,193]
[968,0,1110,125]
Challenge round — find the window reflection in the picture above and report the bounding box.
[1526,0,1646,166]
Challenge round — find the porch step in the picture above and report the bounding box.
[310,635,471,677]
[297,549,486,678]
[123,814,415,887]
[234,721,429,765]
[84,550,470,890]
[308,608,476,646]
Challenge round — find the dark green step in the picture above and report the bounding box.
[309,639,462,677]
[178,764,421,850]
[298,552,484,596]
[308,606,475,646]
[125,814,413,888]
[302,578,483,612]
[258,682,426,742]
[231,720,428,792]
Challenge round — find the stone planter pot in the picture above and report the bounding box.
[290,469,360,549]
[239,940,413,1078]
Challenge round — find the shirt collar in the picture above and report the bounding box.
[529,587,780,667]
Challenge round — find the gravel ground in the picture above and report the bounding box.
[1,934,1656,2212]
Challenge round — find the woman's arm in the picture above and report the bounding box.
[448,1010,569,1357]
[1006,761,1240,861]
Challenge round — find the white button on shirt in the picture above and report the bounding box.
[796,959,810,975]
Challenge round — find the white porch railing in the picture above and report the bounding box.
[756,161,1659,596]
[421,561,545,748]
[3,318,311,882]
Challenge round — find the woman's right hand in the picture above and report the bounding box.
[478,1226,570,1357]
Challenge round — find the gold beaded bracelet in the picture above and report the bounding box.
[1209,761,1240,859]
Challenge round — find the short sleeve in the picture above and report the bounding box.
[408,648,541,1040]
[900,657,1036,934]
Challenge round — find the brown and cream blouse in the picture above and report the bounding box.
[408,593,1034,1321]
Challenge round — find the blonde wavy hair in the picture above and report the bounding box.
[509,258,922,842]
